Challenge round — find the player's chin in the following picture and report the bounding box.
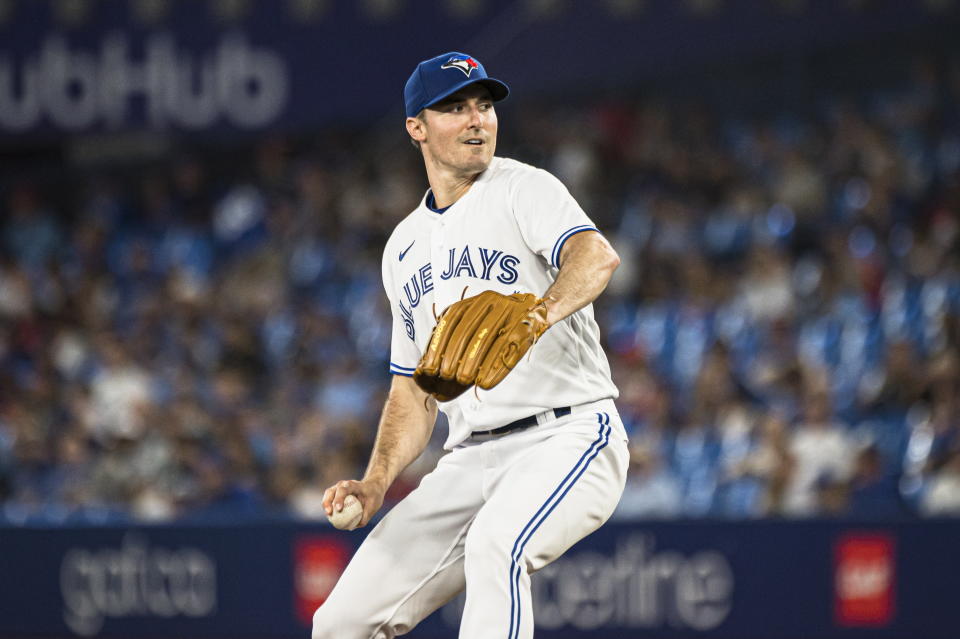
[458,147,494,171]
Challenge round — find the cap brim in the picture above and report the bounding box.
[422,77,510,111]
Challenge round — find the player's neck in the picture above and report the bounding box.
[424,161,483,209]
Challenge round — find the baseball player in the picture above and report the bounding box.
[313,52,629,639]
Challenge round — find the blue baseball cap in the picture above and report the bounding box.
[404,52,509,118]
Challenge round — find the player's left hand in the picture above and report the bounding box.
[414,290,550,401]
[322,477,387,528]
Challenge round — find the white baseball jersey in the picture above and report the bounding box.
[382,156,619,449]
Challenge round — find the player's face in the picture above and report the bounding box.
[420,85,498,174]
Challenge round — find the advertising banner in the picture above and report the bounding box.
[0,0,952,138]
[1,519,958,638]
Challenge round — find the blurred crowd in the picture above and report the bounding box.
[1,52,959,524]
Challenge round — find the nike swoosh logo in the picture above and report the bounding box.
[399,240,415,261]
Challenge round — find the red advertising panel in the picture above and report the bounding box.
[293,535,352,626]
[834,533,896,627]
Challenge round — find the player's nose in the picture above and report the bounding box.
[466,103,484,128]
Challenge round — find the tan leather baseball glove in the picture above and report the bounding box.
[414,290,550,401]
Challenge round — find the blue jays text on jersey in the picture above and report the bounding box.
[398,245,521,340]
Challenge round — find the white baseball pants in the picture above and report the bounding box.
[312,399,629,639]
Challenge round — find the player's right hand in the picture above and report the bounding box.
[322,478,387,528]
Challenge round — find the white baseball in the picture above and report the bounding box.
[328,494,363,530]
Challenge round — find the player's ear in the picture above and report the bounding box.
[406,115,427,145]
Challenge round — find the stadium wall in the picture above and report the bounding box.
[1,519,957,638]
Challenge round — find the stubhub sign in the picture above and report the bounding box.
[0,32,289,132]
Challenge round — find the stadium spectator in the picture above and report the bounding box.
[783,390,855,516]
[922,446,960,516]
[0,48,958,523]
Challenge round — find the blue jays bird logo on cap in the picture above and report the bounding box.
[441,56,479,77]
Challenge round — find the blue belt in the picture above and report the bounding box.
[471,406,572,437]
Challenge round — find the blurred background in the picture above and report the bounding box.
[1,1,960,638]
